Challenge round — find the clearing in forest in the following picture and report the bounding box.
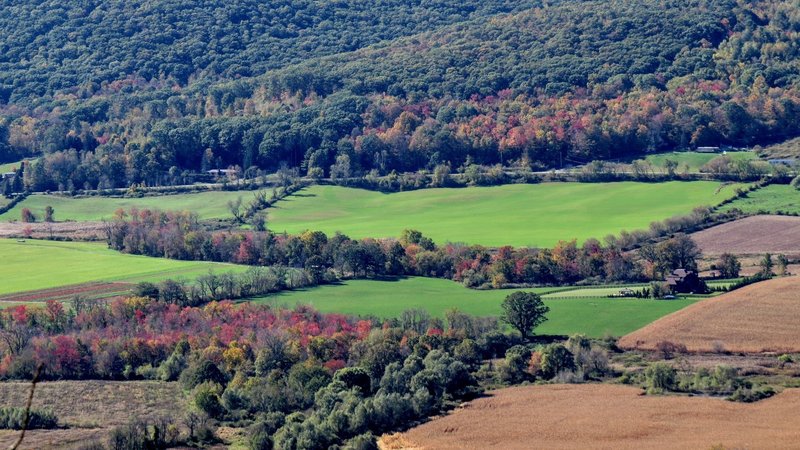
[268,182,741,247]
[619,276,800,353]
[383,384,800,450]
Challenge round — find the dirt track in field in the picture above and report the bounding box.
[0,282,132,303]
[690,215,800,255]
[382,384,800,450]
[618,276,800,353]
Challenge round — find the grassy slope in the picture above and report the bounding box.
[268,182,741,247]
[720,184,800,215]
[0,159,36,173]
[644,151,757,172]
[249,277,697,337]
[0,239,246,295]
[0,190,252,221]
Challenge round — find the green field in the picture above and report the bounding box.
[720,184,800,215]
[0,159,36,173]
[0,190,253,222]
[268,182,741,247]
[644,151,757,172]
[0,239,247,296]
[248,277,697,337]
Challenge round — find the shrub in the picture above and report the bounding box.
[645,362,677,393]
[193,382,226,419]
[728,386,776,403]
[655,340,687,360]
[539,344,576,379]
[107,418,179,450]
[0,407,58,429]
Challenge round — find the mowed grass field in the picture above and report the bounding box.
[720,184,800,215]
[268,182,741,247]
[0,158,36,173]
[644,151,757,172]
[249,277,697,337]
[0,239,246,296]
[0,190,252,222]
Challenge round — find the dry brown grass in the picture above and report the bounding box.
[690,215,800,256]
[0,221,106,240]
[384,384,800,450]
[0,380,186,450]
[619,276,800,353]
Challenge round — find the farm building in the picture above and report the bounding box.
[666,269,705,294]
[696,146,720,153]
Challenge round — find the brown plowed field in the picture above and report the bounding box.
[690,215,800,255]
[383,384,800,450]
[618,276,800,353]
[0,282,132,303]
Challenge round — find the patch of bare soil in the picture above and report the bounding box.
[619,276,800,353]
[0,380,186,450]
[0,221,106,240]
[691,215,800,255]
[383,384,800,450]
[0,282,132,303]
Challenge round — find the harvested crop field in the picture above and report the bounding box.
[619,276,800,353]
[383,384,800,450]
[691,215,800,255]
[0,281,132,304]
[0,221,107,240]
[0,381,186,449]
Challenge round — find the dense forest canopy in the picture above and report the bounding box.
[1,0,799,188]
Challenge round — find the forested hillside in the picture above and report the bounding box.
[1,0,799,189]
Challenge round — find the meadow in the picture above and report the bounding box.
[0,239,247,296]
[249,277,698,337]
[0,190,253,222]
[643,151,757,172]
[720,184,800,215]
[0,159,35,173]
[268,182,742,247]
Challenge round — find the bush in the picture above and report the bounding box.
[728,386,776,403]
[539,344,576,379]
[0,407,58,429]
[645,362,677,393]
[107,418,179,450]
[193,382,226,419]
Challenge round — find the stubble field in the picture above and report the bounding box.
[619,276,800,353]
[383,384,800,450]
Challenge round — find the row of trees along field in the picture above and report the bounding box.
[1,0,800,188]
[0,295,613,448]
[103,208,708,294]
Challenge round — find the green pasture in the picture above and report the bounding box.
[0,239,247,296]
[0,190,254,222]
[248,277,697,337]
[643,151,757,172]
[268,182,742,247]
[720,184,800,215]
[0,159,36,174]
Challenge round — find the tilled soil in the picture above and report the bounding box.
[619,276,800,353]
[384,384,800,450]
[690,215,800,255]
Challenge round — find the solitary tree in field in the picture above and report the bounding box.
[500,292,549,341]
[20,207,35,223]
[760,253,774,276]
[44,205,54,222]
